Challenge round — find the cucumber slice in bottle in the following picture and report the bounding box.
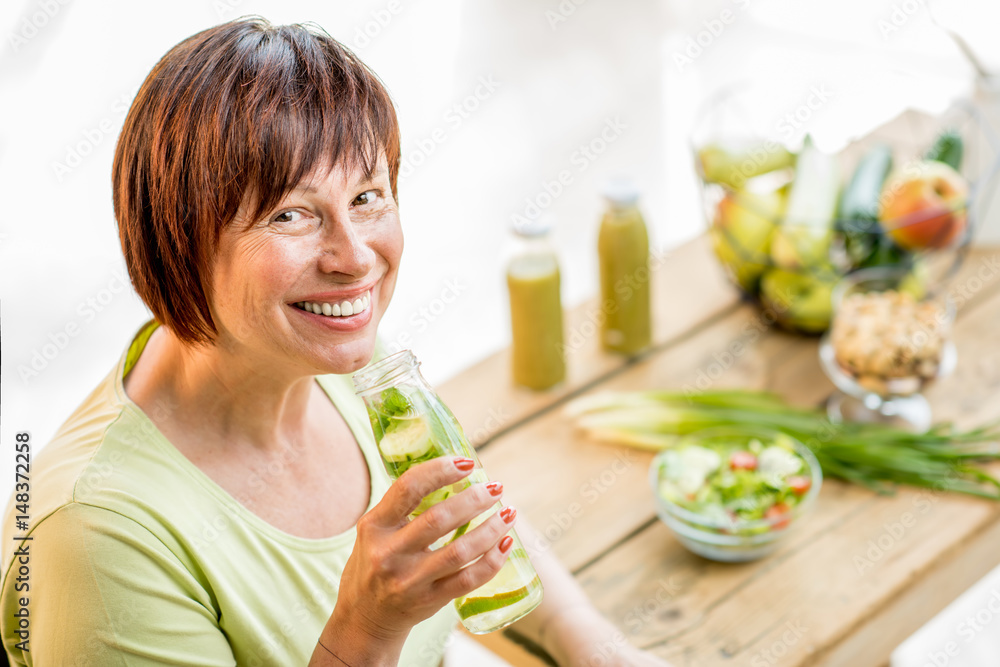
[379,416,435,462]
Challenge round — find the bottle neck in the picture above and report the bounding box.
[508,234,558,278]
[352,349,429,397]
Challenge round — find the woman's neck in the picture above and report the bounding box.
[124,326,318,452]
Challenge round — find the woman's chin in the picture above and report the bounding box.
[310,337,379,376]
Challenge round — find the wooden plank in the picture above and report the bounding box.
[472,247,1000,664]
[581,283,1000,666]
[436,235,740,446]
[814,513,1000,666]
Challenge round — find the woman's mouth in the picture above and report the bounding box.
[293,290,371,318]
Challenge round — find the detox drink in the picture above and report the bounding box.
[598,178,651,355]
[507,217,565,390]
[353,350,544,634]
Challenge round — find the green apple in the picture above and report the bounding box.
[710,189,783,294]
[760,268,836,334]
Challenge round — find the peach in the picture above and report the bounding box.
[878,160,969,251]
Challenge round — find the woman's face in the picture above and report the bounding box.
[209,155,402,376]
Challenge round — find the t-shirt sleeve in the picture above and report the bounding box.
[1,502,236,666]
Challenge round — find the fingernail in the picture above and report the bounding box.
[499,536,513,552]
[454,458,475,471]
[486,481,503,496]
[500,507,516,523]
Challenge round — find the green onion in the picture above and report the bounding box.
[567,390,1000,499]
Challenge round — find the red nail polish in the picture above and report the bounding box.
[499,536,513,552]
[454,458,474,471]
[486,481,503,496]
[500,507,516,523]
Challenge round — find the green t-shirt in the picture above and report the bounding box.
[0,321,457,666]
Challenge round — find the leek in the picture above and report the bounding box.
[567,390,1000,499]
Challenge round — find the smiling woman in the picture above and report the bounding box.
[0,15,671,667]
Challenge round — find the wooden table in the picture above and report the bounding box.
[437,236,1000,666]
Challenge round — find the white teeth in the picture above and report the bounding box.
[299,290,371,317]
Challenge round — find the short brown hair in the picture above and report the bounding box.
[113,17,400,345]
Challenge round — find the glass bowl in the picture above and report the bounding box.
[648,429,822,563]
[692,82,998,335]
[819,266,956,432]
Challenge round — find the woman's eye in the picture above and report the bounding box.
[271,210,304,224]
[353,190,379,206]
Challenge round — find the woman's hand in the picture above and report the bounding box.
[312,456,516,665]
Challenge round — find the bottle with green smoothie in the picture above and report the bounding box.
[598,178,651,355]
[353,351,544,634]
[507,217,566,390]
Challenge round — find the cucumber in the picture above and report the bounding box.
[925,130,963,171]
[839,144,893,266]
[378,416,436,462]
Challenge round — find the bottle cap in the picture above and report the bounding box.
[602,177,640,206]
[512,214,554,238]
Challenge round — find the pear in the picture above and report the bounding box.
[710,189,784,294]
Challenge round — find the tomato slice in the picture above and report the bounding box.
[729,451,758,471]
[788,476,812,494]
[765,503,791,529]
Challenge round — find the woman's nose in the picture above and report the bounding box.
[317,216,377,278]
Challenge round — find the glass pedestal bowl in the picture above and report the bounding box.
[819,266,956,432]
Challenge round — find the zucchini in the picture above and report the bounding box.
[839,144,893,266]
[840,144,893,227]
[925,130,963,171]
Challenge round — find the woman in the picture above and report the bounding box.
[0,17,671,666]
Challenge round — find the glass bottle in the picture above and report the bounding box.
[353,351,544,634]
[506,216,566,390]
[598,178,652,355]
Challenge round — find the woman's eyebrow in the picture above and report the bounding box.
[352,167,389,187]
[290,167,389,196]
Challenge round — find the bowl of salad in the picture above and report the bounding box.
[649,429,822,562]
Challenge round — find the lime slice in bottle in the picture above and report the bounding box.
[456,577,539,620]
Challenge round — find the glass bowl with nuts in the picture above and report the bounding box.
[819,266,956,432]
